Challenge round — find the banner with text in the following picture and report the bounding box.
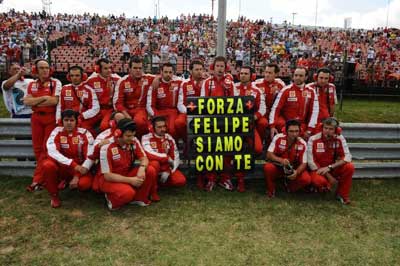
[186,96,255,172]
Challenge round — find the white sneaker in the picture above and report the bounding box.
[105,194,118,211]
[130,200,150,207]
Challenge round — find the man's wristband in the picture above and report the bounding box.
[328,165,333,171]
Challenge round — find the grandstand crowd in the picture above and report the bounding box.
[1,9,400,83]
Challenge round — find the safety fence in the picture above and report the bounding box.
[0,119,399,178]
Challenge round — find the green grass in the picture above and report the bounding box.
[336,99,400,123]
[1,177,399,266]
[1,98,399,123]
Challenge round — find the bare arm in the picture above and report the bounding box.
[3,68,26,90]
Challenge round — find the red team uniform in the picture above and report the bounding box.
[86,72,120,131]
[42,126,94,195]
[269,84,319,134]
[56,83,100,133]
[308,132,354,203]
[146,78,183,138]
[264,133,311,197]
[99,137,157,209]
[113,74,155,137]
[27,78,62,184]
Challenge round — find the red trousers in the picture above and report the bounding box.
[155,109,178,139]
[175,113,188,140]
[264,162,311,195]
[80,114,101,138]
[99,108,114,132]
[31,112,56,184]
[127,107,150,138]
[42,158,92,195]
[255,116,268,144]
[149,160,186,187]
[99,165,157,209]
[310,163,354,200]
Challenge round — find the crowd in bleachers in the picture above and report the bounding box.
[2,9,400,83]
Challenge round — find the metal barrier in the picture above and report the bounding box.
[0,119,399,178]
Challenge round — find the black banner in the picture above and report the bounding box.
[187,96,255,172]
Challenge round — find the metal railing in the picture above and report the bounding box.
[0,119,399,178]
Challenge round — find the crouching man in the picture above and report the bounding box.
[141,116,186,201]
[42,109,94,208]
[308,117,354,204]
[264,119,311,198]
[99,118,157,210]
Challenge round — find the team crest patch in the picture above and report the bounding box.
[150,142,157,149]
[31,83,38,90]
[72,137,79,144]
[162,141,170,150]
[289,91,296,97]
[111,147,119,155]
[66,90,71,96]
[124,82,131,89]
[60,136,68,143]
[94,82,101,88]
[302,91,308,97]
[317,143,324,149]
[187,85,193,91]
[158,88,164,94]
[224,78,232,84]
[281,139,286,145]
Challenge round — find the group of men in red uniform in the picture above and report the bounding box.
[20,54,354,209]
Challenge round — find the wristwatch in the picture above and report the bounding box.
[328,165,333,171]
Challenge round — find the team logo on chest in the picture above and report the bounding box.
[60,136,68,143]
[316,142,325,153]
[111,147,120,160]
[124,82,131,89]
[157,88,166,98]
[279,139,286,150]
[162,141,170,150]
[187,85,194,95]
[150,142,157,149]
[289,91,296,98]
[72,137,79,144]
[66,90,72,97]
[94,82,101,88]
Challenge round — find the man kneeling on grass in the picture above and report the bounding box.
[99,118,157,210]
[42,109,94,208]
[264,119,311,198]
[307,117,354,204]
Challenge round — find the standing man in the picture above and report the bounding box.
[1,62,33,118]
[56,66,100,135]
[269,67,319,140]
[113,56,155,138]
[234,65,267,155]
[42,109,94,208]
[146,63,182,139]
[200,56,237,191]
[175,59,205,140]
[264,119,311,198]
[306,68,337,123]
[308,117,354,204]
[24,59,62,191]
[86,58,120,131]
[253,63,286,140]
[99,118,157,210]
[200,56,235,97]
[142,116,186,201]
